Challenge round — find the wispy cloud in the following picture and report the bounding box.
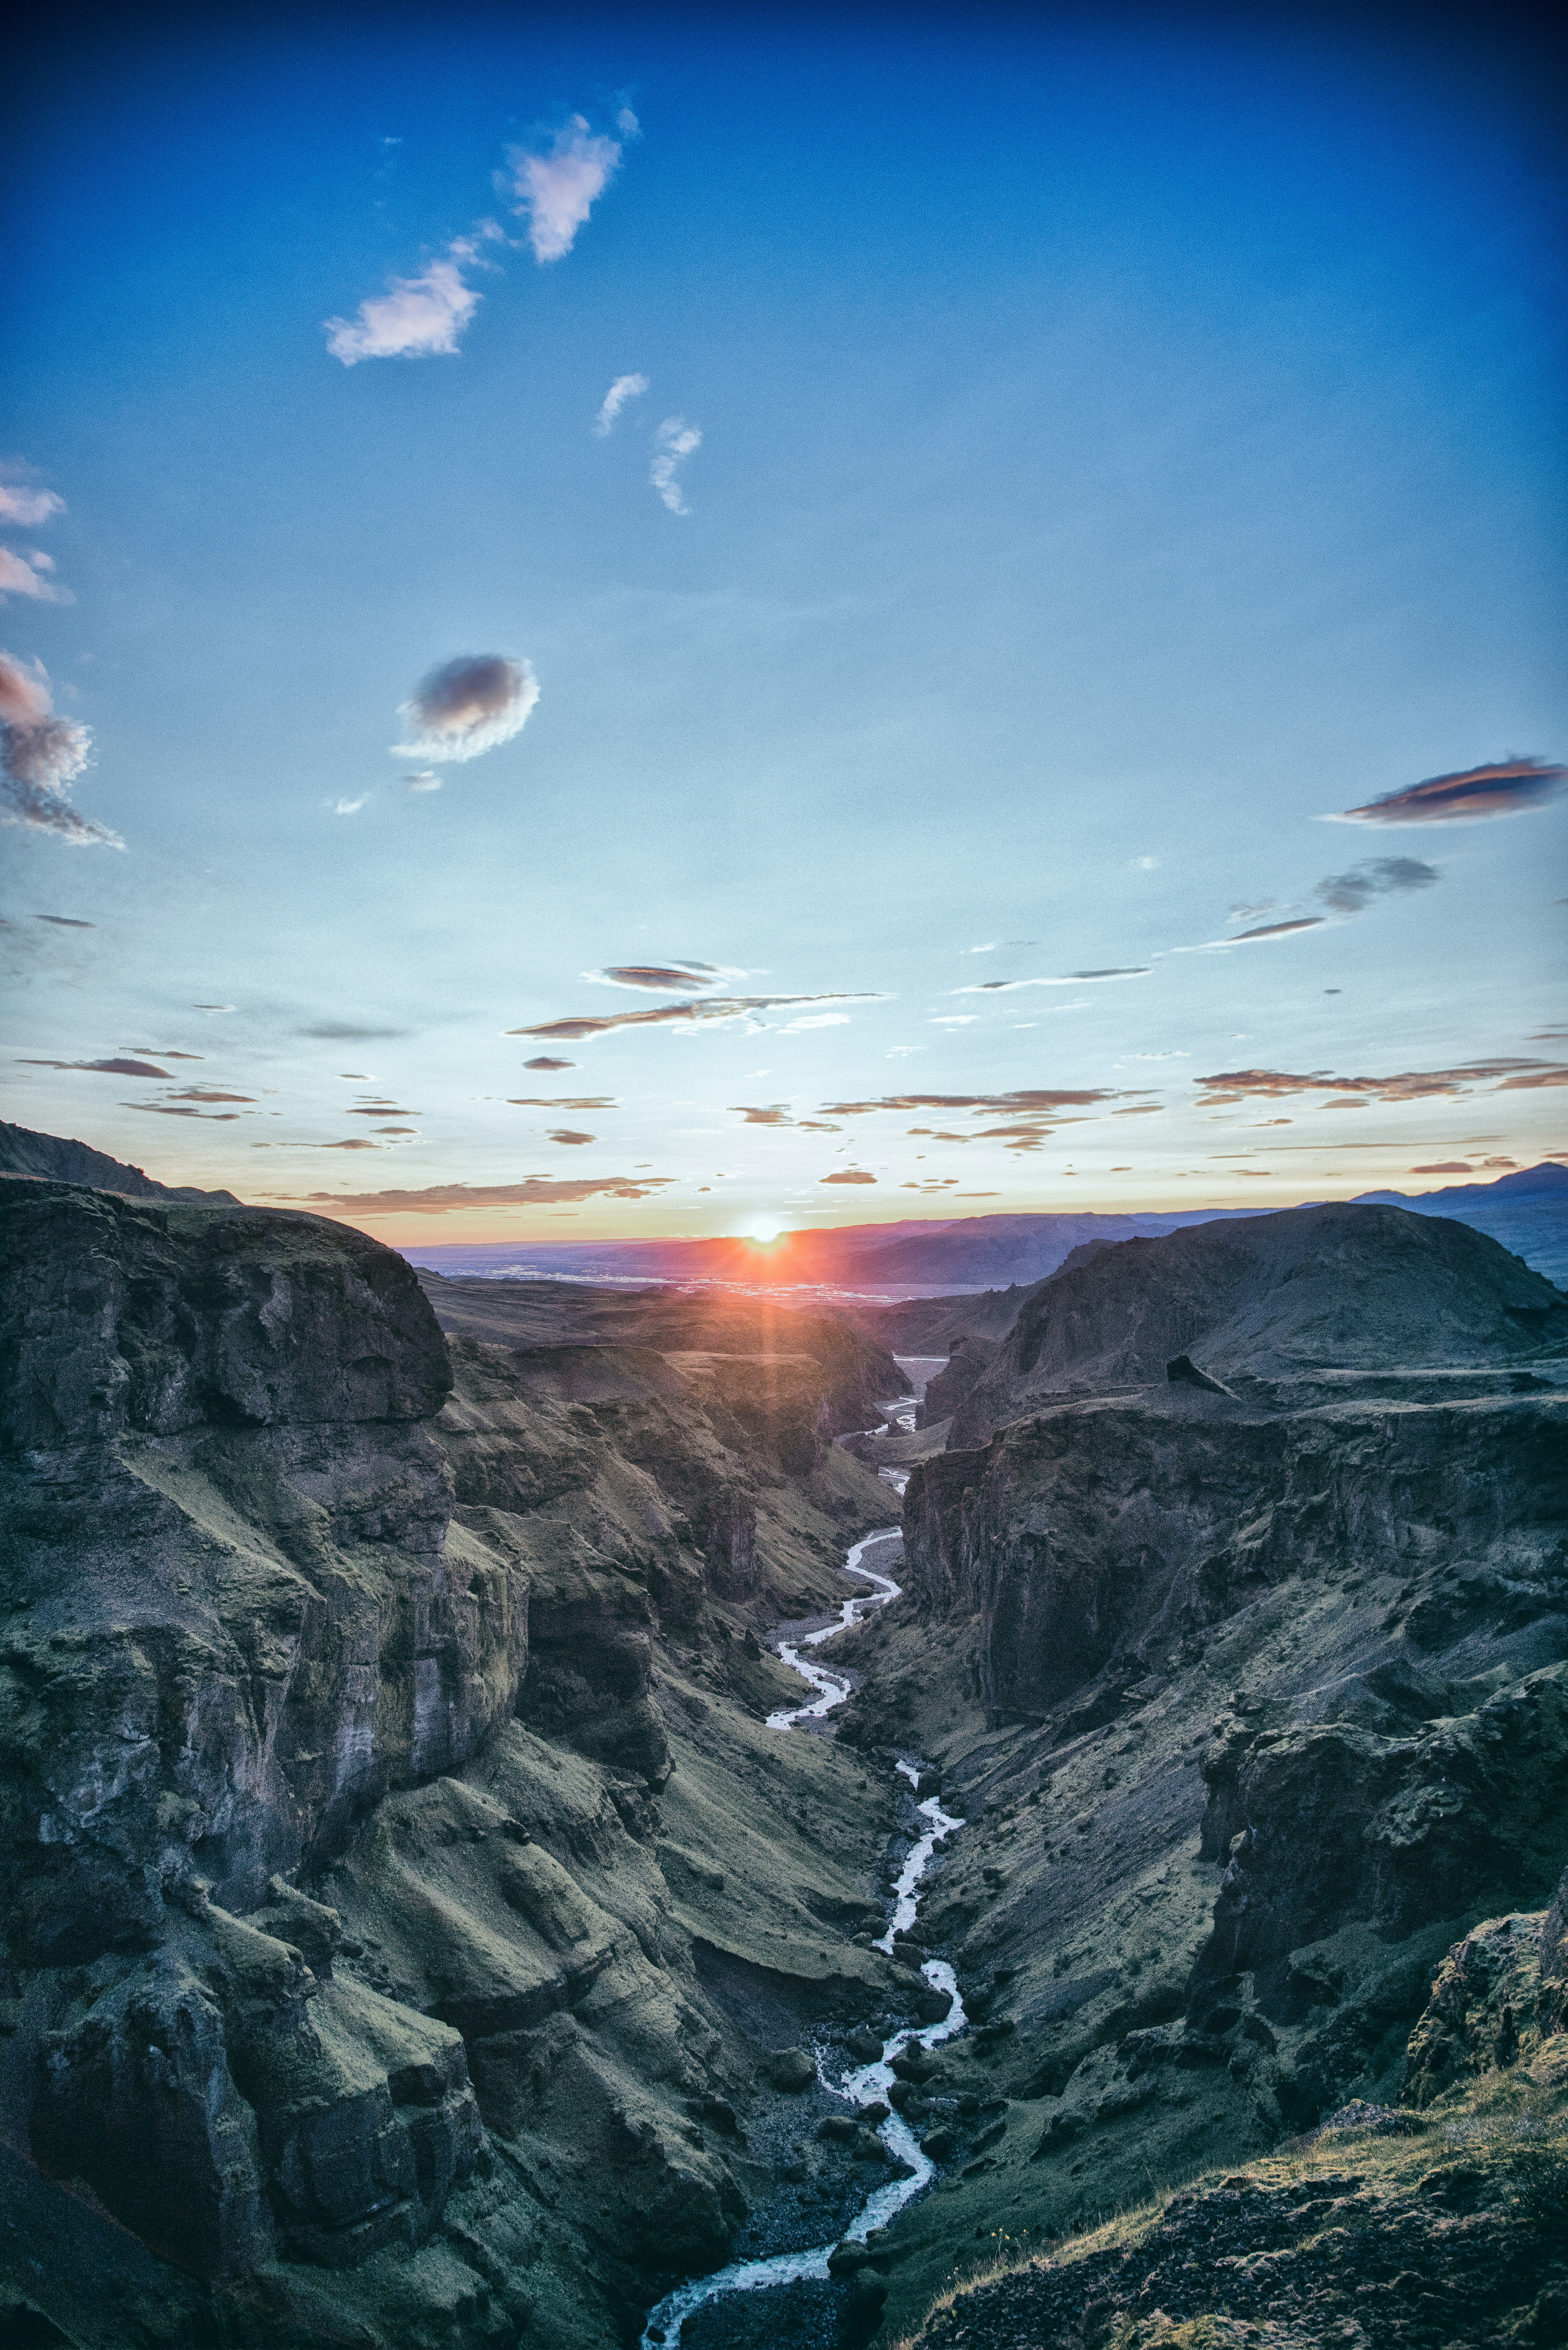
[0,548,71,604]
[295,1021,409,1040]
[507,116,626,263]
[297,1173,674,1214]
[326,108,624,366]
[333,794,369,816]
[395,654,539,763]
[19,1055,169,1077]
[1315,856,1438,913]
[0,653,119,847]
[595,373,649,436]
[0,471,65,528]
[731,1103,792,1125]
[1330,757,1567,825]
[0,466,70,603]
[651,417,701,515]
[508,991,874,1043]
[404,770,442,793]
[507,1096,614,1109]
[37,913,93,928]
[955,966,1150,994]
[781,1011,850,1031]
[1195,1059,1568,1107]
[829,1083,1125,1153]
[325,251,486,367]
[524,1055,574,1069]
[825,1087,1115,1116]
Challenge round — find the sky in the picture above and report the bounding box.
[2,3,1565,1250]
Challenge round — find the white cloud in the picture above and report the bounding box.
[333,794,369,815]
[0,478,65,527]
[887,1045,924,1057]
[404,770,442,792]
[616,107,641,138]
[781,1012,850,1031]
[395,654,539,763]
[508,117,624,264]
[324,255,482,366]
[594,373,649,436]
[0,547,71,603]
[931,1014,977,1025]
[651,417,701,515]
[0,651,120,847]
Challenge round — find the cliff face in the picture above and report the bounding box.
[824,1205,1567,2345]
[0,1181,522,1944]
[1,1176,910,2350]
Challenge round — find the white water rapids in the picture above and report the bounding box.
[640,1527,967,2348]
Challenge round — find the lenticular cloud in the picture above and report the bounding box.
[394,655,539,764]
[0,652,121,847]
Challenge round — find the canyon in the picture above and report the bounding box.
[1,1143,1564,2349]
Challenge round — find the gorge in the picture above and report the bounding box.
[1,1142,1565,2350]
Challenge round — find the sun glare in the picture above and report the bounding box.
[742,1214,786,1246]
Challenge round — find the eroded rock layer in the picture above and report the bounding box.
[0,1179,915,2350]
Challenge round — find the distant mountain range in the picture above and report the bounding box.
[405,1162,1568,1297]
[3,1119,1561,1296]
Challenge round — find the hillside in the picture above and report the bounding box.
[948,1200,1568,1445]
[1354,1160,1568,1289]
[2,1156,1564,2350]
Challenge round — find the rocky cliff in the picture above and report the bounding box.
[0,1177,919,2350]
[819,1203,1566,2344]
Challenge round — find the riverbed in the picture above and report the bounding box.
[640,1529,967,2348]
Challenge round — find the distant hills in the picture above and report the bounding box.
[1,1118,1561,1294]
[1351,1162,1568,1289]
[409,1162,1568,1297]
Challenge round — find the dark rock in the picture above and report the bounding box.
[764,2046,816,2092]
[1166,1353,1233,1396]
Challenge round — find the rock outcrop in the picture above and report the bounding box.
[0,1119,240,1203]
[948,1201,1568,1444]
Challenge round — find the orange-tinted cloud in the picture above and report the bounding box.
[824,1088,1114,1115]
[547,1129,595,1145]
[298,1175,675,1213]
[821,1169,877,1184]
[1332,758,1567,825]
[507,1096,614,1110]
[524,1056,575,1070]
[590,963,727,991]
[1194,1059,1568,1107]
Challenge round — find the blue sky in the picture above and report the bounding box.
[3,5,1564,1244]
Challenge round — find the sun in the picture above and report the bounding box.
[742,1213,787,1246]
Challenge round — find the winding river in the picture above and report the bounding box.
[640,1515,967,2348]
